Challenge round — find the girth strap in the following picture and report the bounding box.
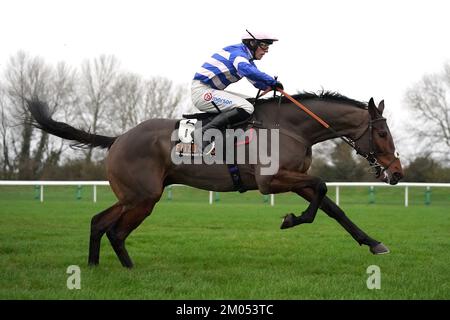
[227,164,247,193]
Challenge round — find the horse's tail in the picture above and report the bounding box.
[27,99,117,149]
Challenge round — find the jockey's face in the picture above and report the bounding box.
[254,43,270,60]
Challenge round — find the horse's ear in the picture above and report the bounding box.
[378,100,385,115]
[368,97,377,118]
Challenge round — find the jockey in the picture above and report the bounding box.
[191,30,283,154]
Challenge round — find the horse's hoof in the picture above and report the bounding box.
[280,213,296,229]
[370,243,390,255]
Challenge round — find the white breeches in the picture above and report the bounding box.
[191,80,254,114]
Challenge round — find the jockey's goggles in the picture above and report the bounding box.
[257,41,271,50]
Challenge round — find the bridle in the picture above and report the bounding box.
[254,88,400,179]
[347,117,400,179]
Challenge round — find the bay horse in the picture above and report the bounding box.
[27,91,404,268]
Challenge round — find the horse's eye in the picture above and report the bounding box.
[378,131,387,138]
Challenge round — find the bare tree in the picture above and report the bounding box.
[405,62,450,163]
[1,52,79,178]
[1,52,191,179]
[110,75,188,133]
[0,88,14,178]
[40,62,79,170]
[110,72,143,132]
[79,55,119,162]
[141,76,186,120]
[4,51,53,179]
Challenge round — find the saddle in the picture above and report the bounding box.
[175,112,261,156]
[174,112,263,193]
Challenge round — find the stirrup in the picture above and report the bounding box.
[203,141,215,156]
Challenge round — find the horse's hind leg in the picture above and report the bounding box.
[106,198,158,268]
[88,202,124,266]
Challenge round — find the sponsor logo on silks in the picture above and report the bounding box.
[213,96,233,105]
[203,92,213,101]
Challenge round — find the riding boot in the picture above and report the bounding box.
[192,108,251,155]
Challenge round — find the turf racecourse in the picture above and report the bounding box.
[0,185,449,299]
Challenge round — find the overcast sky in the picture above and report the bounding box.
[1,0,449,157]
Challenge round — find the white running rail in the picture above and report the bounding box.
[1,181,449,207]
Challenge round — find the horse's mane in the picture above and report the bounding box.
[250,90,367,109]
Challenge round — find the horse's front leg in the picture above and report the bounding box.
[262,170,327,229]
[297,192,389,255]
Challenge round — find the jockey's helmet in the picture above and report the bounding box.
[241,30,279,44]
[242,30,278,56]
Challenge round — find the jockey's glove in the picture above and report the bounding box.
[272,81,284,91]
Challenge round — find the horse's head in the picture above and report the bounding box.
[354,98,404,185]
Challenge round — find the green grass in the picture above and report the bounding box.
[0,186,449,299]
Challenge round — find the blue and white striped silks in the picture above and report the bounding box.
[193,43,276,90]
